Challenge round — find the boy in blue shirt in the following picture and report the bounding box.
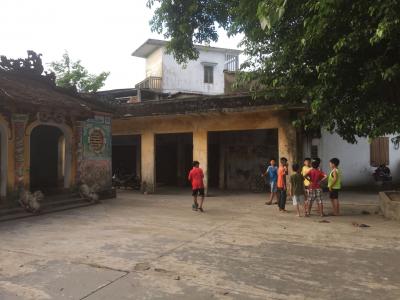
[263,158,278,205]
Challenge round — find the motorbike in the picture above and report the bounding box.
[112,169,141,190]
[372,164,392,188]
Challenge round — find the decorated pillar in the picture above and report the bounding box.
[12,114,28,192]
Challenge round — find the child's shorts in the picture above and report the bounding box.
[329,189,339,199]
[270,181,277,193]
[292,195,304,205]
[308,189,323,204]
[192,188,205,196]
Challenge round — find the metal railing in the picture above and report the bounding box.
[224,54,239,72]
[135,76,162,90]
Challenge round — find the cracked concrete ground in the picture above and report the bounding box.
[0,190,399,300]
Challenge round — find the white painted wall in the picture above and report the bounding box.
[304,131,400,186]
[145,48,163,78]
[161,49,227,95]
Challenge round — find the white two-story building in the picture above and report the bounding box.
[132,39,241,96]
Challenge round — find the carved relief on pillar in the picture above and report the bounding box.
[75,121,84,184]
[12,114,28,190]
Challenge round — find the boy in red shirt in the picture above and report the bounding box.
[188,161,205,212]
[305,159,327,216]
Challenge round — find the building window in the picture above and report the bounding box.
[204,65,214,84]
[311,145,318,159]
[370,137,389,166]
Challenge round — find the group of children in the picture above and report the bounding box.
[187,157,342,216]
[264,157,341,217]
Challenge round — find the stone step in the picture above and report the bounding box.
[0,195,96,223]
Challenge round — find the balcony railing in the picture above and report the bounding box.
[135,76,162,91]
[224,54,239,72]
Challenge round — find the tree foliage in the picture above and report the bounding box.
[148,0,400,142]
[49,51,109,93]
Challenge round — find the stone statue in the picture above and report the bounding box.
[18,190,44,213]
[79,184,99,203]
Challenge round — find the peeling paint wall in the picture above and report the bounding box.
[209,130,279,190]
[162,50,226,95]
[113,110,297,193]
[146,48,163,78]
[78,115,112,192]
[0,112,113,203]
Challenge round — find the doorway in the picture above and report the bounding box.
[30,125,65,192]
[155,133,193,187]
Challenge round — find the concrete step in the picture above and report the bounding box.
[0,194,96,223]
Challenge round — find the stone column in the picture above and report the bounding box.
[278,121,297,165]
[141,131,155,193]
[193,130,208,194]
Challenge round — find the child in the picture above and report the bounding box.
[263,158,278,205]
[277,157,288,212]
[328,158,341,216]
[305,159,327,216]
[289,163,307,217]
[302,158,312,214]
[188,161,205,212]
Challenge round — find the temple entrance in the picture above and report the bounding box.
[0,124,7,198]
[112,135,141,177]
[208,129,279,190]
[155,133,193,188]
[30,125,66,193]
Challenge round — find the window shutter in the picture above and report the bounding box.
[370,137,389,166]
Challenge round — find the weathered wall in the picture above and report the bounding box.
[304,130,400,186]
[145,48,163,78]
[113,109,297,192]
[1,112,113,202]
[0,115,14,199]
[162,49,227,95]
[209,130,279,190]
[77,115,112,192]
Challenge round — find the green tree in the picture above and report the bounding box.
[49,51,109,93]
[148,0,400,143]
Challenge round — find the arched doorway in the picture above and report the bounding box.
[29,125,70,193]
[0,124,8,198]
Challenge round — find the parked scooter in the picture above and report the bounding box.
[112,169,141,190]
[373,164,392,188]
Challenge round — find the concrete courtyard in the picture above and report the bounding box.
[0,190,399,300]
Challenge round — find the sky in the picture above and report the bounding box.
[0,0,243,90]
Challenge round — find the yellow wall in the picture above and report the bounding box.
[0,115,14,196]
[113,109,298,193]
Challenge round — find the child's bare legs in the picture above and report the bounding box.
[193,195,198,210]
[304,200,309,216]
[308,199,313,215]
[331,198,339,215]
[296,204,301,217]
[317,202,324,216]
[198,195,204,210]
[267,191,276,204]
